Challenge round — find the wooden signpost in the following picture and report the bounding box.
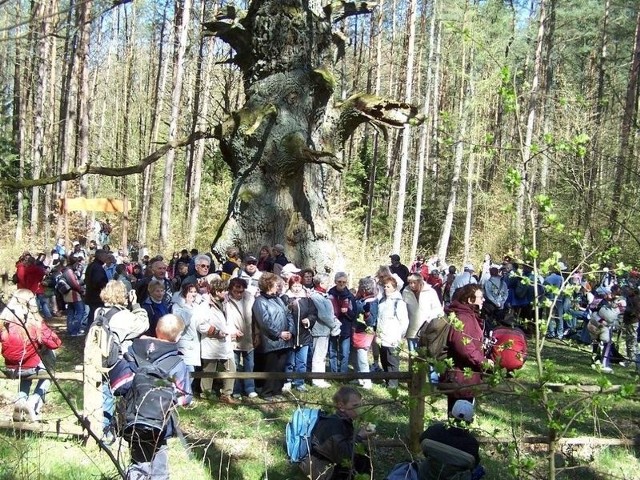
[60,197,131,253]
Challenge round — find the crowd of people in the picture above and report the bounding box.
[5,239,639,478]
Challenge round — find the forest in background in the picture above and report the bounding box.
[0,0,639,270]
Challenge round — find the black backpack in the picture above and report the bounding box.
[122,351,182,439]
[93,306,124,368]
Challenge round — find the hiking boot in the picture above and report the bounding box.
[219,395,240,405]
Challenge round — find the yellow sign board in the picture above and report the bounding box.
[64,197,130,213]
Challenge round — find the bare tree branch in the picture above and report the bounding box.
[1,130,214,189]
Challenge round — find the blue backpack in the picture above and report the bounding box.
[285,407,320,463]
[385,461,420,480]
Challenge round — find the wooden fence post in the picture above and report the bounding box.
[408,356,427,452]
[83,326,104,444]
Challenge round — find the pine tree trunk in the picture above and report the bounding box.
[411,0,437,260]
[517,0,547,248]
[392,0,418,255]
[609,10,640,237]
[159,0,192,249]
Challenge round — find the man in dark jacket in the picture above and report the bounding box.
[327,272,360,373]
[389,254,410,286]
[109,314,192,479]
[84,249,109,325]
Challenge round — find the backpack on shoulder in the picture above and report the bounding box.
[121,351,182,439]
[55,275,72,295]
[285,407,321,463]
[417,315,451,361]
[385,461,420,480]
[92,306,125,369]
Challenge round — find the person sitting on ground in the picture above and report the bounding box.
[489,313,527,374]
[0,289,62,422]
[299,386,374,480]
[419,399,485,479]
[110,314,193,479]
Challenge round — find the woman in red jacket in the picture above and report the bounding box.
[442,284,493,413]
[0,289,62,422]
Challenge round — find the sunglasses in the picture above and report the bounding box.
[196,264,210,268]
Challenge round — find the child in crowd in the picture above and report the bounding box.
[299,386,374,480]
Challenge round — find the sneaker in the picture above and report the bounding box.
[232,393,242,400]
[282,382,292,391]
[601,367,613,374]
[247,392,259,399]
[312,380,331,389]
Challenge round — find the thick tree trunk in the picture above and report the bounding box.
[207,1,421,268]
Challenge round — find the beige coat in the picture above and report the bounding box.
[402,284,444,338]
[224,291,255,352]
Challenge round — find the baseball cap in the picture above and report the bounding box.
[281,263,301,275]
[245,255,258,263]
[464,263,475,272]
[451,399,474,423]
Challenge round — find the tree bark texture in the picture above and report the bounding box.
[206,1,421,268]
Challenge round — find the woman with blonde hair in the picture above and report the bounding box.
[0,289,62,422]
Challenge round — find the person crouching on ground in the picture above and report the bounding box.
[300,386,374,480]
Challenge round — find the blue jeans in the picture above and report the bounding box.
[102,381,115,430]
[36,294,52,319]
[285,345,310,387]
[233,350,256,396]
[66,301,86,335]
[329,335,351,373]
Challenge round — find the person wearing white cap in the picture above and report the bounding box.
[419,399,482,472]
[449,263,477,301]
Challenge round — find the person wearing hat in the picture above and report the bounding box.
[449,263,477,301]
[271,244,289,277]
[418,399,484,479]
[389,254,410,285]
[238,255,263,296]
[489,313,527,373]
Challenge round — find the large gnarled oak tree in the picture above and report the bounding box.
[205,0,421,269]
